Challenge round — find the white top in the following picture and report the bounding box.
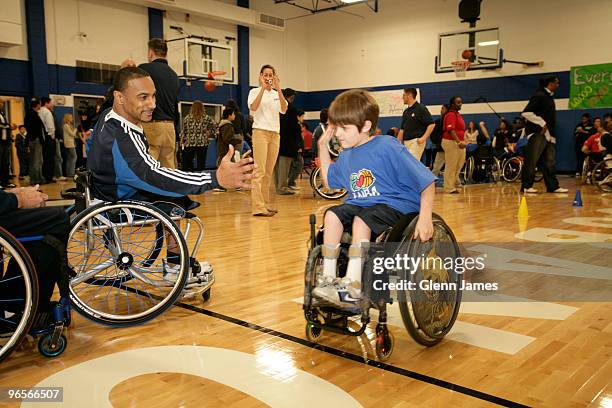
[39,106,55,138]
[248,87,284,133]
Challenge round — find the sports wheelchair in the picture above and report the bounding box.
[303,212,462,361]
[61,170,214,327]
[462,145,502,184]
[0,227,71,362]
[304,132,347,200]
[590,154,612,192]
[501,154,544,183]
[581,153,606,185]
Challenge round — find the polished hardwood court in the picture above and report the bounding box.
[1,175,610,407]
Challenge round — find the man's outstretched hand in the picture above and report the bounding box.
[216,145,259,189]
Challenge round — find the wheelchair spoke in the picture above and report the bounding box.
[70,259,115,285]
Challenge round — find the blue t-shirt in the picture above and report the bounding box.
[328,136,436,214]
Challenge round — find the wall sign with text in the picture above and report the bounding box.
[569,63,611,109]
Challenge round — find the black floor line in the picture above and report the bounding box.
[175,301,529,408]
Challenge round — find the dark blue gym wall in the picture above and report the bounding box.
[24,0,49,97]
[237,0,250,115]
[148,8,164,39]
[297,71,610,173]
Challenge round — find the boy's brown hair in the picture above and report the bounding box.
[328,89,379,136]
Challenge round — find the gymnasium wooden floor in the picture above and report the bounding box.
[1,175,610,407]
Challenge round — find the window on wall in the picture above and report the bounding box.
[76,60,120,84]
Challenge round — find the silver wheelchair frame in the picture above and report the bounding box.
[64,171,214,327]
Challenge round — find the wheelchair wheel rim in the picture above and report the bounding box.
[311,167,347,200]
[67,202,189,324]
[0,230,38,362]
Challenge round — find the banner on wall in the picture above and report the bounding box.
[369,89,420,117]
[569,63,612,109]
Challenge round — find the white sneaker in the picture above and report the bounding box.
[523,187,538,193]
[551,188,568,193]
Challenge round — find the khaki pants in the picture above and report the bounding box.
[441,139,466,193]
[404,139,426,161]
[142,121,176,168]
[251,129,280,214]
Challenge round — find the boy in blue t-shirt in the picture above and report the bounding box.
[313,89,436,307]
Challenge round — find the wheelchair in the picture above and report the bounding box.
[61,170,214,327]
[590,155,612,192]
[581,153,605,185]
[0,227,71,362]
[309,136,348,200]
[501,155,544,183]
[462,145,501,184]
[303,212,462,361]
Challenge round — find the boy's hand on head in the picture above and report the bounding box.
[413,215,434,242]
[318,125,335,146]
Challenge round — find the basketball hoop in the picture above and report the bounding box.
[204,70,226,92]
[451,60,471,77]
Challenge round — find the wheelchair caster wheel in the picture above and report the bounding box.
[38,334,67,358]
[305,322,322,343]
[375,325,393,362]
[202,289,211,302]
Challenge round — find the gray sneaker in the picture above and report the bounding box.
[312,276,337,303]
[312,277,362,308]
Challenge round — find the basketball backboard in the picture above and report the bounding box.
[435,27,502,73]
[168,37,236,84]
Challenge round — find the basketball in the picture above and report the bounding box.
[204,80,216,92]
[461,49,473,60]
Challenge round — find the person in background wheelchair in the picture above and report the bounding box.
[582,117,608,165]
[312,89,436,308]
[0,187,68,316]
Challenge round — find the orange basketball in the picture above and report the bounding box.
[461,49,473,60]
[204,80,216,92]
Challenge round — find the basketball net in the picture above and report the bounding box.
[451,60,470,77]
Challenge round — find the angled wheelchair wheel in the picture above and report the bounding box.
[310,167,347,200]
[581,158,591,184]
[387,214,462,347]
[67,201,189,327]
[461,156,474,184]
[0,227,39,363]
[591,158,612,192]
[491,157,501,182]
[502,157,522,182]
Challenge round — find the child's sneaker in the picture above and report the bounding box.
[312,277,362,308]
[311,276,337,303]
[335,277,362,307]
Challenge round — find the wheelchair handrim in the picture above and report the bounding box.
[67,201,189,324]
[0,229,38,361]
